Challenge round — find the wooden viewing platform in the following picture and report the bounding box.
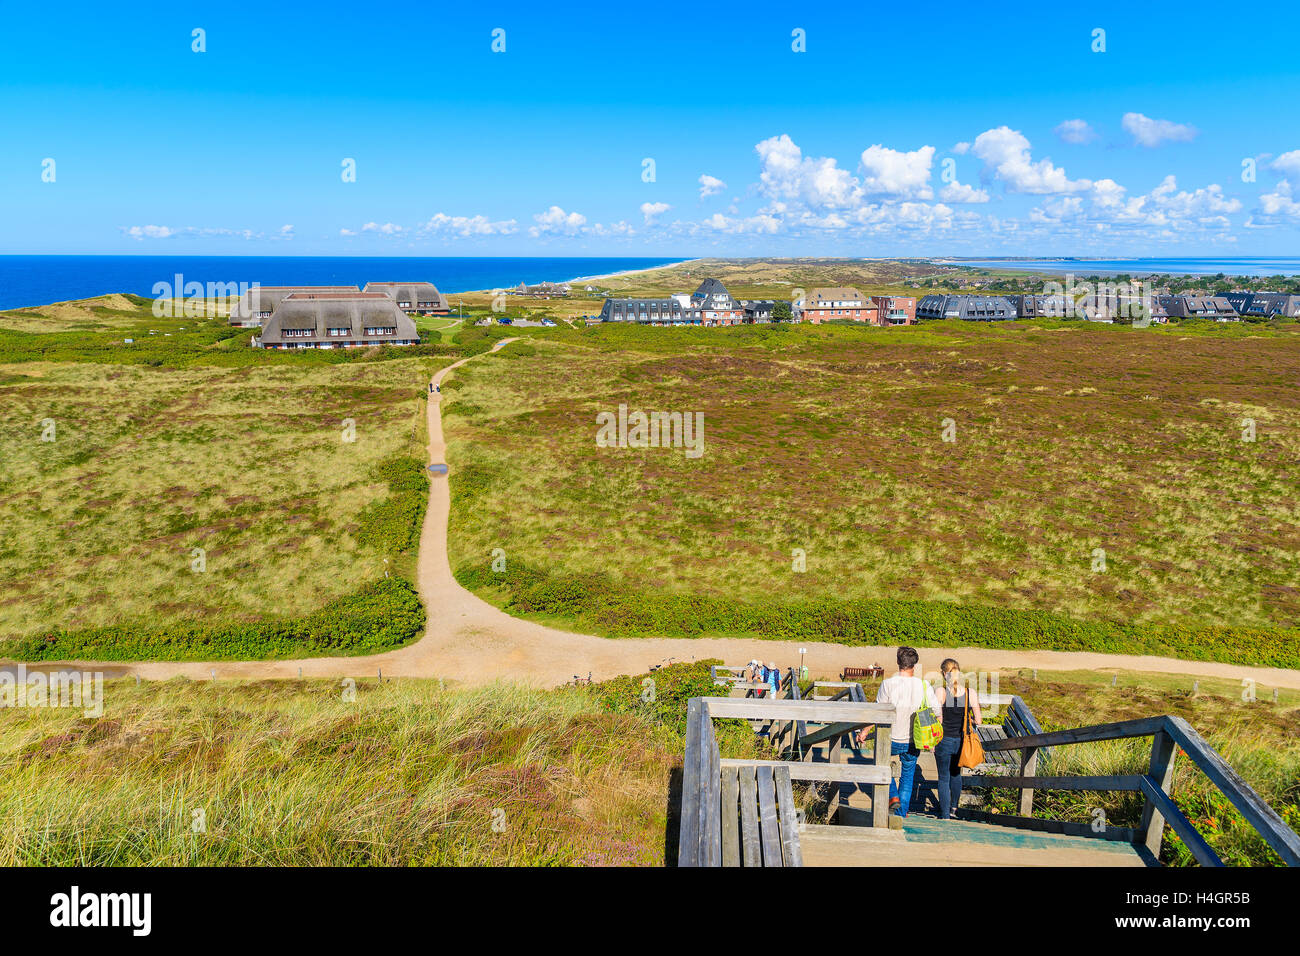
[679,669,1300,868]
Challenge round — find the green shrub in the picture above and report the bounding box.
[455,561,1300,669]
[355,455,428,558]
[8,578,424,661]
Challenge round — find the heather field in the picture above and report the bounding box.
[445,319,1300,665]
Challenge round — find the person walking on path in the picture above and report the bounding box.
[856,646,936,825]
[933,658,982,820]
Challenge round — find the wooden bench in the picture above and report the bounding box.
[840,666,883,681]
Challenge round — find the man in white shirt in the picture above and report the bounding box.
[856,646,935,821]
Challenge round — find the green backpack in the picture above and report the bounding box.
[911,678,944,751]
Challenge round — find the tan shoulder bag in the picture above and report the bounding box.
[957,691,985,769]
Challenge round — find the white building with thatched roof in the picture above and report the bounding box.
[257,292,420,349]
[362,282,450,315]
[228,285,360,327]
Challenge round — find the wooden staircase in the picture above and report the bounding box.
[680,669,1300,868]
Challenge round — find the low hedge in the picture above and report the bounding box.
[456,562,1300,669]
[7,578,424,662]
[355,455,428,556]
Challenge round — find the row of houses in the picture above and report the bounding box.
[597,280,920,326]
[229,282,450,328]
[512,281,571,298]
[916,292,1300,323]
[798,289,917,326]
[230,282,449,350]
[596,278,754,325]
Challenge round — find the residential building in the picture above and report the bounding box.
[228,285,360,327]
[916,294,1018,320]
[1223,292,1300,319]
[257,293,420,349]
[690,278,745,325]
[513,281,571,298]
[1087,295,1172,323]
[741,300,790,322]
[1157,295,1239,321]
[598,297,693,324]
[596,278,744,326]
[1008,294,1073,319]
[362,282,450,315]
[869,295,917,326]
[800,287,876,323]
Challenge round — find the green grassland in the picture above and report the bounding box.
[0,661,766,866]
[444,318,1300,666]
[0,296,508,659]
[0,661,1290,865]
[0,678,674,865]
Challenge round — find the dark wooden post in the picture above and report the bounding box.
[1141,729,1177,857]
[1018,747,1039,816]
[873,724,891,828]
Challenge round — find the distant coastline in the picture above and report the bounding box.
[0,256,693,312]
[932,257,1300,279]
[562,258,703,288]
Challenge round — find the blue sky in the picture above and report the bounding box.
[2,0,1299,256]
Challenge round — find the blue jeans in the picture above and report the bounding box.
[934,736,964,819]
[889,740,921,816]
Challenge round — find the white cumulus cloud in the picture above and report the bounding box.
[1269,150,1300,177]
[1247,180,1300,226]
[640,201,671,224]
[1121,113,1197,148]
[755,134,862,209]
[971,126,1092,195]
[420,213,518,237]
[939,181,990,204]
[698,174,726,199]
[122,225,175,240]
[1054,119,1097,145]
[529,205,587,237]
[858,144,935,199]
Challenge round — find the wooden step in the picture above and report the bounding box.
[799,817,1155,867]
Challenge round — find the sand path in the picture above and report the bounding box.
[17,341,1300,691]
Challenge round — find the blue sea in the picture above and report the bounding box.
[0,256,691,311]
[946,257,1300,278]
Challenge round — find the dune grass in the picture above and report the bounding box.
[0,358,434,645]
[970,670,1300,866]
[0,677,683,866]
[1,661,1289,866]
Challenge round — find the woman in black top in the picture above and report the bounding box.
[934,658,982,819]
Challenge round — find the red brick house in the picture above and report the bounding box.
[869,295,917,326]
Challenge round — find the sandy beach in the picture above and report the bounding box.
[444,257,702,297]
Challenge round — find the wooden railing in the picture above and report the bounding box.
[683,674,1299,866]
[678,695,895,866]
[964,714,1300,866]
